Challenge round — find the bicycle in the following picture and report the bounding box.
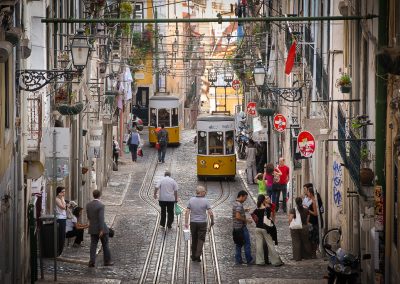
[323,227,342,257]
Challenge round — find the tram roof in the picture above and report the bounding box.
[197,115,235,122]
[149,95,179,101]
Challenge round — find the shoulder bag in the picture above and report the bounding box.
[289,207,303,229]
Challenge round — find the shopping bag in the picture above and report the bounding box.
[155,142,161,150]
[183,229,191,241]
[174,203,183,216]
[289,207,303,229]
[137,147,143,157]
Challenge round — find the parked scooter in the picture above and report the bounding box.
[236,130,249,159]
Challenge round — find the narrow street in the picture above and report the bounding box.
[38,128,326,283]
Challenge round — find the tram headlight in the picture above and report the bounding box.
[213,163,220,169]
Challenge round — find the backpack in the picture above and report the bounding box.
[158,130,167,146]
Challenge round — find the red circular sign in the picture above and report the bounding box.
[232,79,240,90]
[246,102,256,116]
[273,114,287,132]
[297,131,316,158]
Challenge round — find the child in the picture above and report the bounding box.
[254,173,267,195]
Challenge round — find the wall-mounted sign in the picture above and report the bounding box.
[42,127,70,158]
[297,130,315,158]
[273,114,287,132]
[246,102,256,116]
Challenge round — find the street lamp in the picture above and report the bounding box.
[17,29,91,91]
[253,60,266,87]
[111,53,120,74]
[70,29,91,72]
[208,68,217,86]
[223,66,234,112]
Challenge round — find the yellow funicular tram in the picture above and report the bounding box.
[196,112,236,180]
[148,93,181,146]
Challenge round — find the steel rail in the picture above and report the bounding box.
[42,15,378,24]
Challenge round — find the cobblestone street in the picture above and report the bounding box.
[38,128,327,283]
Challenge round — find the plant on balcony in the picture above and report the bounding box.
[120,1,133,37]
[335,72,352,93]
[257,107,276,117]
[56,102,85,116]
[129,27,154,67]
[360,145,374,186]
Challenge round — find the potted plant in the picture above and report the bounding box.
[360,146,374,186]
[257,107,276,117]
[56,102,84,115]
[335,73,352,93]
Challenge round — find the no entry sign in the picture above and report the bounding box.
[273,114,287,132]
[232,79,240,90]
[246,102,256,116]
[297,131,316,158]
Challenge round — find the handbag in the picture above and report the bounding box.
[263,215,273,227]
[137,147,143,157]
[289,207,303,229]
[174,203,183,216]
[155,142,161,150]
[109,228,115,238]
[232,227,245,245]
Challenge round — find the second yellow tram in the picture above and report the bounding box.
[148,94,181,146]
[196,113,236,180]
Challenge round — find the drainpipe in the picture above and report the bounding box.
[311,0,318,117]
[376,0,388,281]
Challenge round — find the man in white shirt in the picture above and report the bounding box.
[154,170,178,229]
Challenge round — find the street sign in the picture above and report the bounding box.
[273,114,287,132]
[297,131,316,158]
[232,79,240,90]
[246,101,257,116]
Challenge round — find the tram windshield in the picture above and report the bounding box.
[171,108,178,127]
[150,108,157,127]
[158,108,170,127]
[225,130,234,154]
[209,131,223,155]
[197,131,207,154]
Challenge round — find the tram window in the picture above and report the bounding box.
[226,130,234,154]
[150,108,157,127]
[198,131,207,154]
[158,108,170,127]
[171,108,178,127]
[209,131,223,155]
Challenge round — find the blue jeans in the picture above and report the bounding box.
[158,144,167,162]
[272,184,287,212]
[235,226,253,264]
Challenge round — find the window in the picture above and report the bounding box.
[209,131,223,155]
[158,108,170,127]
[150,108,157,126]
[171,108,178,126]
[132,3,143,32]
[225,130,234,154]
[198,131,207,154]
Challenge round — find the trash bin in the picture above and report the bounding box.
[39,215,58,258]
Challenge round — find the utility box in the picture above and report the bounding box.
[39,215,58,258]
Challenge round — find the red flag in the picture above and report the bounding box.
[285,41,297,75]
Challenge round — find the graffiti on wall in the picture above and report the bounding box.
[332,161,343,207]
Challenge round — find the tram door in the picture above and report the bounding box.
[132,87,149,124]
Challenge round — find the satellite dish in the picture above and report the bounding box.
[24,161,44,179]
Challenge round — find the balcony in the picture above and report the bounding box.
[26,93,42,151]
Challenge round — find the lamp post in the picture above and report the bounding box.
[224,66,234,112]
[208,68,217,111]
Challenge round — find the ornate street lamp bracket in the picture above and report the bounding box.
[265,86,303,102]
[17,69,78,92]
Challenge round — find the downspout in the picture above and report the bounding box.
[376,0,388,282]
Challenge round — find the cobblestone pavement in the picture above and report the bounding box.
[38,128,328,283]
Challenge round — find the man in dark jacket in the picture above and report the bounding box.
[86,190,113,267]
[157,124,169,163]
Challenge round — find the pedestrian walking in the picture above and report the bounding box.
[157,124,169,163]
[55,186,67,256]
[276,157,290,212]
[128,128,141,162]
[86,190,113,267]
[245,140,257,184]
[252,195,283,266]
[288,197,312,261]
[112,136,120,166]
[232,190,254,265]
[154,170,178,228]
[184,186,214,262]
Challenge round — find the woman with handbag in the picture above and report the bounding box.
[288,197,312,261]
[252,195,283,266]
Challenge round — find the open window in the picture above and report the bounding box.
[225,130,234,154]
[150,108,157,126]
[158,108,170,127]
[198,131,207,154]
[209,131,223,155]
[171,108,178,126]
